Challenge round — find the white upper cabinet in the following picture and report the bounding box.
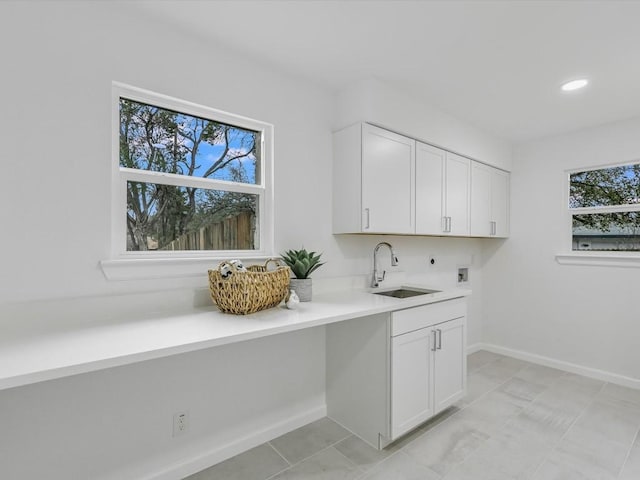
[443,152,471,236]
[415,143,445,235]
[333,123,508,238]
[362,124,415,234]
[415,143,470,236]
[491,168,510,237]
[333,123,415,234]
[470,162,492,236]
[470,162,510,237]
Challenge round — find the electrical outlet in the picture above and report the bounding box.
[173,411,189,437]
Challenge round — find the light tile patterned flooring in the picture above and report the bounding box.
[184,351,640,480]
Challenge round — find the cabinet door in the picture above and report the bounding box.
[470,162,492,236]
[434,317,466,413]
[444,153,470,236]
[361,124,415,234]
[415,142,445,235]
[491,169,510,237]
[391,328,435,439]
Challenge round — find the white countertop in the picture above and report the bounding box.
[0,285,470,391]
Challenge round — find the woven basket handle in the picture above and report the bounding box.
[264,258,283,270]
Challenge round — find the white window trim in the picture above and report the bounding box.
[101,82,275,280]
[557,160,640,268]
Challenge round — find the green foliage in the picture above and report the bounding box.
[120,98,258,251]
[570,164,640,231]
[281,248,325,279]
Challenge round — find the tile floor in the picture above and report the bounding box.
[184,351,640,480]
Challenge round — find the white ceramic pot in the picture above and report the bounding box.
[289,278,312,302]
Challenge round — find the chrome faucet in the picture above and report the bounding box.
[371,242,399,288]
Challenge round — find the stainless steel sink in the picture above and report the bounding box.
[373,288,440,298]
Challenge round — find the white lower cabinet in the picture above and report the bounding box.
[326,298,467,449]
[390,327,435,439]
[391,312,466,440]
[434,317,466,412]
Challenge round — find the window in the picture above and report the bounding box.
[110,83,273,262]
[569,163,640,252]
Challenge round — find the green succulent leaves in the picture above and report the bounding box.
[280,248,325,279]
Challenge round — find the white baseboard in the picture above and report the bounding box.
[466,342,484,355]
[472,342,640,390]
[143,404,327,480]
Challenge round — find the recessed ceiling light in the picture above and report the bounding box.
[561,79,589,92]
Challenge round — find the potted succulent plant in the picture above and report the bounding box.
[280,248,325,302]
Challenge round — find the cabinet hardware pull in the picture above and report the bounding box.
[364,208,370,229]
[448,217,452,233]
[437,329,442,350]
[431,330,437,351]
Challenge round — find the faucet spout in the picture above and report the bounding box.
[372,242,399,288]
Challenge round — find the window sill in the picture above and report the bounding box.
[555,252,640,268]
[100,255,275,281]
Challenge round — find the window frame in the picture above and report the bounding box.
[104,82,274,277]
[558,160,640,267]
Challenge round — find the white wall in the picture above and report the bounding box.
[483,117,640,385]
[0,329,325,480]
[0,3,503,479]
[0,0,338,304]
[0,3,331,479]
[335,77,513,171]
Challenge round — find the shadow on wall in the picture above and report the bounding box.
[478,237,508,268]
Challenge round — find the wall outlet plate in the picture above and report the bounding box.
[173,411,189,437]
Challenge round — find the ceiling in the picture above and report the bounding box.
[138,0,640,143]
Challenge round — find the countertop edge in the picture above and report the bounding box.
[0,287,471,391]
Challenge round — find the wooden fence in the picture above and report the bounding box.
[162,211,255,251]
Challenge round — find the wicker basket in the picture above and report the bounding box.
[208,259,290,315]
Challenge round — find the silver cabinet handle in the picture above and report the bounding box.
[364,208,370,230]
[431,330,437,351]
[490,221,496,236]
[437,329,442,350]
[442,216,452,233]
